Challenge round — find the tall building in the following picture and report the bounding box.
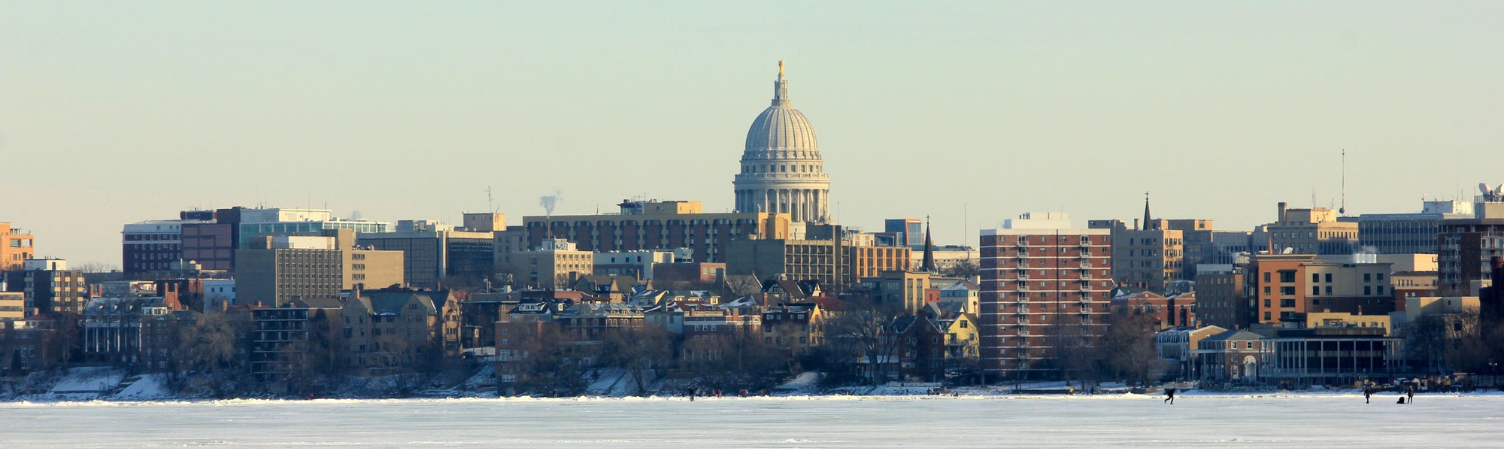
[1266,202,1358,255]
[2,259,87,315]
[0,223,34,271]
[122,220,207,274]
[1438,205,1504,296]
[1089,197,1184,293]
[358,219,497,288]
[1356,200,1472,255]
[236,208,391,249]
[732,61,830,225]
[523,199,790,264]
[502,239,594,289]
[234,229,404,307]
[979,212,1113,380]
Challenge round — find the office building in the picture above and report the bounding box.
[234,229,404,307]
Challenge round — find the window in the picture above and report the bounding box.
[1325,273,1332,283]
[1312,286,1320,295]
[1364,286,1372,295]
[1312,273,1320,283]
[1364,273,1372,282]
[1264,272,1271,282]
[1326,286,1333,295]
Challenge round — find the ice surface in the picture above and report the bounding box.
[1,394,1500,448]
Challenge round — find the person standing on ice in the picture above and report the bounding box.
[1163,387,1176,405]
[1407,387,1414,404]
[1363,387,1372,404]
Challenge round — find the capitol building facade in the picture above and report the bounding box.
[732,62,831,225]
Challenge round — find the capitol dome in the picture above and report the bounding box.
[744,94,818,152]
[733,61,831,224]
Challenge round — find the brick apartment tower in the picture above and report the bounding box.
[980,213,1113,381]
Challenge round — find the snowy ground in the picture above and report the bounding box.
[1,394,1500,448]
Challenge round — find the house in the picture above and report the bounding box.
[1155,325,1226,380]
[1194,329,1269,383]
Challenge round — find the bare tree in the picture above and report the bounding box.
[600,326,673,395]
[514,324,592,396]
[1097,312,1161,387]
[819,298,902,386]
[942,259,980,279]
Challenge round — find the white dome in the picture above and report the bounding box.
[745,104,817,152]
[732,61,831,225]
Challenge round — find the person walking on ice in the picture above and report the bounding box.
[1163,387,1176,405]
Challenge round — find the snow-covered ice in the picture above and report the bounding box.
[1,394,1500,448]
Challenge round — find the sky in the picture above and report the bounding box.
[1,1,1501,267]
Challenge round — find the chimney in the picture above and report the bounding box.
[1277,202,1288,223]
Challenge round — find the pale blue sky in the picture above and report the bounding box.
[2,1,1501,266]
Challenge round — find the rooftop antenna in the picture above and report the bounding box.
[1339,149,1346,215]
[487,186,494,213]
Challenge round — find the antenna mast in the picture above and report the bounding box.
[1339,149,1346,215]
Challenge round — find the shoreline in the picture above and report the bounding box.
[3,389,1500,405]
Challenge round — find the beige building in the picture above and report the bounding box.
[341,288,456,374]
[0,292,22,321]
[0,223,34,271]
[523,199,791,264]
[235,229,405,307]
[858,270,932,313]
[1267,202,1358,255]
[1090,198,1185,293]
[725,235,909,290]
[503,239,593,289]
[1305,312,1393,335]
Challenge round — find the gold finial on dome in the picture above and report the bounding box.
[778,60,784,79]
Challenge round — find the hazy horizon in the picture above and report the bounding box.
[2,1,1501,267]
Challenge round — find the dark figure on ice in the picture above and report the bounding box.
[1363,387,1372,404]
[1397,396,1406,404]
[1164,388,1176,405]
[1407,387,1414,404]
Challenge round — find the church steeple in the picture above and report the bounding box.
[1142,191,1153,230]
[920,216,937,273]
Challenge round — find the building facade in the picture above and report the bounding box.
[979,213,1113,379]
[523,200,791,265]
[1266,202,1358,255]
[0,223,35,271]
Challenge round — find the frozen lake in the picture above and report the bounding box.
[2,394,1500,448]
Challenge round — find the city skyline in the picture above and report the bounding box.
[3,2,1502,266]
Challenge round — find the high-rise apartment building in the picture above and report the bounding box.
[980,212,1113,380]
[2,259,87,315]
[0,223,34,271]
[1438,207,1504,296]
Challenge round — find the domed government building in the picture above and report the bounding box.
[733,61,831,225]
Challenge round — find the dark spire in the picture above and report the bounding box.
[920,216,937,273]
[1142,191,1153,230]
